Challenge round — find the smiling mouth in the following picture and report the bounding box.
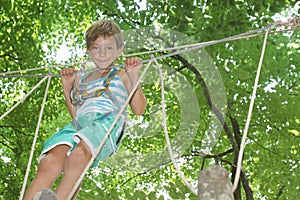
[94,59,114,67]
[96,59,110,62]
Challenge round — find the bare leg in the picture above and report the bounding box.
[24,145,70,200]
[55,142,92,200]
[71,181,83,200]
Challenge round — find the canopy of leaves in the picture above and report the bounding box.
[0,0,299,200]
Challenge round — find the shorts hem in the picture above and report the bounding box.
[73,133,98,157]
[38,142,74,163]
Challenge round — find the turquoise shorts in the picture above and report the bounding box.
[39,113,125,168]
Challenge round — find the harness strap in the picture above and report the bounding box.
[71,67,120,105]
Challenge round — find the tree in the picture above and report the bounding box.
[0,0,299,199]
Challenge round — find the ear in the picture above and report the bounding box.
[117,46,124,57]
[86,47,90,56]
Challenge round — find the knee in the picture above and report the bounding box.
[38,155,63,175]
[66,142,92,167]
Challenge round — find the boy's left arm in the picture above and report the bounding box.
[123,58,146,115]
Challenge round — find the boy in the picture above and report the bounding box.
[24,19,146,200]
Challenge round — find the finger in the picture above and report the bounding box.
[135,58,142,65]
[60,68,75,76]
[131,58,141,67]
[68,68,75,75]
[125,58,133,66]
[60,69,66,76]
[60,68,69,75]
[125,58,141,66]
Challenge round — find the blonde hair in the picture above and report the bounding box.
[85,19,123,50]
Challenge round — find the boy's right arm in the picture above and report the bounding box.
[60,68,77,119]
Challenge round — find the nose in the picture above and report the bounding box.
[98,47,106,57]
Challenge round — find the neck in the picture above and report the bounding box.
[85,68,111,82]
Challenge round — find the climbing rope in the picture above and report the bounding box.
[155,57,198,195]
[1,63,71,75]
[19,75,52,200]
[0,76,49,121]
[232,28,270,192]
[1,18,299,79]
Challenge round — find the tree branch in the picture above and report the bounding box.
[275,185,285,200]
[189,149,233,159]
[228,113,254,200]
[118,149,234,187]
[240,169,254,200]
[172,53,240,154]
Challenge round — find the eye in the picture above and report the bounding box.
[107,46,114,50]
[92,46,99,50]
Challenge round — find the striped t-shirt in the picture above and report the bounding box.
[71,68,128,120]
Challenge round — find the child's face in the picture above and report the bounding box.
[87,35,123,69]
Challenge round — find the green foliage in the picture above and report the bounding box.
[1,0,299,199]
